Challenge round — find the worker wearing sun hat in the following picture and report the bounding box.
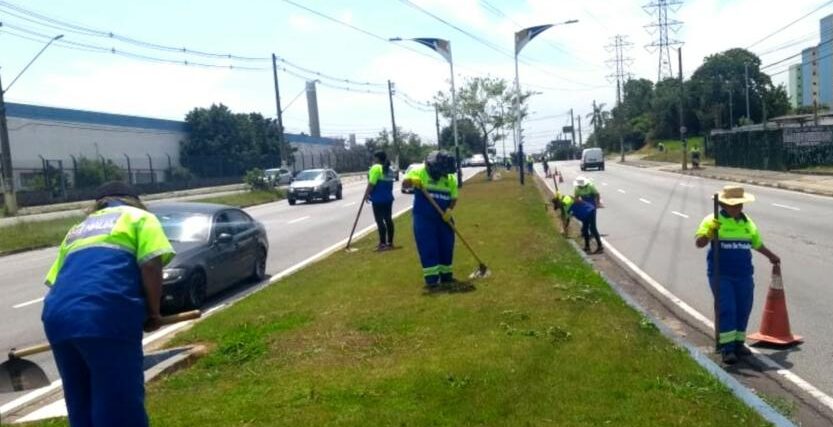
[695,185,780,365]
[572,176,603,253]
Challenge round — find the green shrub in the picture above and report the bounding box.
[244,168,270,191]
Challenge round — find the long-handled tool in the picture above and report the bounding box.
[0,310,202,393]
[711,193,721,352]
[419,187,490,279]
[345,193,368,252]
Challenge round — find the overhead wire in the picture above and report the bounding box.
[746,0,833,49]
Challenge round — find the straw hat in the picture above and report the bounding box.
[718,185,755,205]
[573,176,590,187]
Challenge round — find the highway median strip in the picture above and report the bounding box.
[27,171,771,425]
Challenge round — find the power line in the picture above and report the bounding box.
[761,37,833,70]
[746,0,833,49]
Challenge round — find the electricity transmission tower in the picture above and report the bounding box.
[644,0,683,81]
[605,35,633,105]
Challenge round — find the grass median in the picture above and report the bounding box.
[34,172,765,426]
[190,188,285,208]
[640,137,710,163]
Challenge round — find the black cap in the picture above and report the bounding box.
[94,181,139,200]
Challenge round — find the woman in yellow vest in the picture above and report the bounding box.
[43,182,175,426]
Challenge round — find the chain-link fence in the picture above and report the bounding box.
[710,125,833,171]
[7,150,372,208]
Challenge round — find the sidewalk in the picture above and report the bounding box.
[620,155,833,198]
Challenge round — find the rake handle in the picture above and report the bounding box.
[8,310,202,359]
[418,187,487,268]
[345,193,368,250]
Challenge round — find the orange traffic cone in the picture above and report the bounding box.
[748,268,803,346]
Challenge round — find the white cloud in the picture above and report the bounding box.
[287,13,320,33]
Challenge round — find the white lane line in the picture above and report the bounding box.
[772,203,800,211]
[12,297,44,309]
[342,202,357,207]
[671,211,690,219]
[617,189,627,194]
[639,198,652,204]
[679,183,695,188]
[287,216,310,224]
[602,182,609,186]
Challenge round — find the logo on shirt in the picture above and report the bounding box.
[66,212,121,244]
[720,241,751,250]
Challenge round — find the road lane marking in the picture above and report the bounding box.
[772,203,800,211]
[342,202,357,207]
[639,198,652,204]
[287,216,310,224]
[12,297,44,309]
[679,183,695,188]
[617,189,627,194]
[671,211,689,219]
[602,182,609,186]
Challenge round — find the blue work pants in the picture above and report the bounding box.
[709,275,755,353]
[51,337,147,427]
[413,214,455,285]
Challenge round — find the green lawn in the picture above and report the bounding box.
[640,137,710,163]
[32,172,767,426]
[0,215,84,256]
[191,189,285,208]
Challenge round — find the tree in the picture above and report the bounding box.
[439,118,484,158]
[436,76,532,178]
[364,128,436,168]
[180,104,293,177]
[74,157,124,188]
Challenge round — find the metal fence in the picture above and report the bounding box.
[6,150,372,208]
[710,125,833,171]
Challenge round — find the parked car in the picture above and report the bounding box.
[152,202,269,311]
[401,163,423,193]
[264,167,293,186]
[468,154,487,167]
[287,168,343,205]
[580,147,605,171]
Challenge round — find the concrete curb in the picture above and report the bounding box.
[671,170,833,198]
[565,239,794,427]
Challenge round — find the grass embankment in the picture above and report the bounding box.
[191,189,285,208]
[640,137,710,163]
[34,172,765,426]
[0,215,84,256]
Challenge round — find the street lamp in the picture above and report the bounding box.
[0,33,63,215]
[514,20,577,185]
[389,37,462,186]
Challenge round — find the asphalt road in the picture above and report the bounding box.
[537,160,833,399]
[0,168,481,408]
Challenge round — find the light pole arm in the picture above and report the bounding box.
[4,35,64,94]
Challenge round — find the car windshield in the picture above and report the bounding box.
[154,212,212,243]
[295,171,323,181]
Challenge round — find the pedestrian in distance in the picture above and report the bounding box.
[695,185,780,365]
[572,176,603,253]
[365,151,396,251]
[542,158,551,178]
[691,145,701,169]
[526,157,534,175]
[42,181,175,427]
[402,150,459,290]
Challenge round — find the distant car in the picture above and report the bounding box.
[287,168,343,205]
[468,154,487,167]
[152,202,269,311]
[580,147,605,171]
[264,168,292,186]
[401,163,423,194]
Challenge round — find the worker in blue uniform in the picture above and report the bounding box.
[695,185,780,364]
[42,181,175,426]
[365,151,396,250]
[572,176,603,253]
[402,150,459,289]
[551,191,597,244]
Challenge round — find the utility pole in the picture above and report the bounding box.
[727,85,734,129]
[434,103,441,146]
[591,100,599,147]
[570,108,577,148]
[272,54,284,166]
[744,62,750,122]
[577,115,583,147]
[0,72,16,215]
[387,80,400,168]
[678,48,687,171]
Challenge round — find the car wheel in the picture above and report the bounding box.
[322,189,330,202]
[184,270,207,310]
[288,198,296,206]
[336,186,343,200]
[600,165,605,171]
[250,246,267,282]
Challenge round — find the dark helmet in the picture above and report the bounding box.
[94,181,139,201]
[425,150,456,180]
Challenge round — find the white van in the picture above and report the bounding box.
[580,147,604,171]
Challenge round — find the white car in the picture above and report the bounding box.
[580,148,605,171]
[264,168,293,186]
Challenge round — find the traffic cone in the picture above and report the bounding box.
[748,272,803,346]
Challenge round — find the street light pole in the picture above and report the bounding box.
[1,33,63,215]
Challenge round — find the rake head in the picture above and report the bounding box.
[468,263,491,279]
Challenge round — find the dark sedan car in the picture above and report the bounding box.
[151,202,269,311]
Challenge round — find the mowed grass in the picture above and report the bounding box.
[191,189,285,208]
[0,215,84,256]
[32,172,766,427]
[640,137,710,163]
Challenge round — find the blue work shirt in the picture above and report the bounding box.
[368,164,395,204]
[405,165,458,219]
[696,211,763,277]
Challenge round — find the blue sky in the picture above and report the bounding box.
[1,0,830,154]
